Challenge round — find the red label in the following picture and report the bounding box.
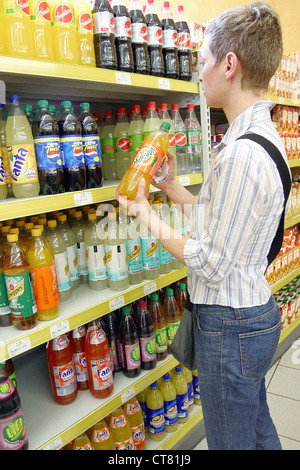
[124,19,132,37]
[156,28,163,44]
[169,133,176,148]
[178,33,191,49]
[38,1,50,21]
[54,4,73,24]
[79,12,93,31]
[117,137,130,152]
[140,25,148,41]
[17,0,29,15]
[175,132,187,147]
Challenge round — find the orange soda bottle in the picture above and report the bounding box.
[50,0,79,64]
[117,121,171,200]
[3,0,34,58]
[68,325,89,390]
[90,419,115,450]
[72,433,94,450]
[108,407,135,450]
[123,396,146,450]
[29,0,53,60]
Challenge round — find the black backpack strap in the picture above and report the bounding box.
[237,133,291,267]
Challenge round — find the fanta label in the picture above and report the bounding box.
[90,354,113,390]
[52,361,77,396]
[82,135,101,166]
[60,135,85,168]
[7,144,39,184]
[92,425,111,443]
[73,352,88,383]
[0,155,5,185]
[131,422,146,450]
[34,135,63,170]
[114,436,135,450]
[130,143,165,179]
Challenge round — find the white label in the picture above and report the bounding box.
[105,243,128,281]
[54,252,71,292]
[158,78,171,90]
[131,22,148,43]
[144,281,157,296]
[177,31,191,50]
[115,72,132,86]
[50,320,70,338]
[121,387,135,404]
[87,244,107,281]
[162,29,178,48]
[179,175,191,186]
[109,295,125,311]
[114,16,131,38]
[43,437,63,451]
[77,241,88,275]
[7,337,31,358]
[73,191,93,206]
[66,245,79,281]
[147,25,162,45]
[92,11,115,35]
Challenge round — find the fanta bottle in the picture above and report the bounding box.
[123,396,146,450]
[171,366,189,423]
[72,433,94,449]
[74,0,95,66]
[3,0,34,58]
[5,95,40,198]
[114,108,131,180]
[29,0,53,60]
[85,320,114,398]
[0,104,13,198]
[160,373,178,433]
[117,121,171,200]
[90,420,115,450]
[146,381,165,441]
[108,407,135,450]
[68,325,89,390]
[50,0,79,64]
[47,334,78,405]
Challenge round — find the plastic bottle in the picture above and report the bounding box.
[46,220,72,302]
[32,100,65,195]
[182,366,194,412]
[161,1,179,79]
[169,200,184,270]
[144,0,164,77]
[5,95,40,198]
[136,388,149,432]
[47,334,78,405]
[92,0,117,70]
[101,110,117,180]
[27,228,59,321]
[171,104,189,175]
[0,104,13,198]
[104,212,129,291]
[160,103,176,164]
[72,433,94,450]
[160,373,178,432]
[192,370,201,405]
[136,300,156,370]
[149,292,167,360]
[171,365,189,423]
[152,201,172,273]
[142,101,161,139]
[0,247,12,327]
[123,396,146,450]
[90,419,115,450]
[3,233,37,330]
[103,311,122,372]
[128,104,144,165]
[58,101,86,192]
[57,214,80,290]
[113,0,134,73]
[78,102,103,189]
[126,212,143,284]
[185,104,202,173]
[118,121,170,201]
[0,148,7,200]
[74,0,95,66]
[50,0,79,64]
[119,306,141,377]
[72,211,88,283]
[175,5,192,81]
[84,212,108,290]
[114,107,131,181]
[163,287,180,352]
[68,325,89,390]
[146,381,165,441]
[3,0,33,59]
[0,363,28,450]
[85,320,114,398]
[176,282,187,317]
[2,359,17,389]
[29,0,53,61]
[128,0,149,75]
[108,407,135,450]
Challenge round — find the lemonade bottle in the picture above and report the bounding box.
[6,95,40,198]
[104,212,129,291]
[57,214,80,290]
[171,366,189,423]
[72,433,94,450]
[114,108,131,180]
[123,396,146,450]
[117,121,170,200]
[90,420,115,450]
[101,110,117,180]
[72,211,88,284]
[142,101,161,139]
[3,233,37,330]
[146,381,166,441]
[0,104,13,198]
[84,212,108,290]
[74,0,95,66]
[50,0,79,64]
[126,212,143,284]
[128,104,144,163]
[29,0,53,61]
[108,407,135,450]
[182,366,194,412]
[27,228,59,321]
[160,373,178,433]
[163,287,180,352]
[3,0,34,58]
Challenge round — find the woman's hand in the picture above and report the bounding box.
[116,177,152,224]
[151,149,177,193]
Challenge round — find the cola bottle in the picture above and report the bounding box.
[161,1,179,80]
[175,5,192,81]
[129,0,150,75]
[92,0,117,69]
[113,0,134,73]
[145,0,164,77]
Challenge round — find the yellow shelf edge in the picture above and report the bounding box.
[271,268,300,294]
[289,159,300,169]
[265,94,300,108]
[285,214,300,229]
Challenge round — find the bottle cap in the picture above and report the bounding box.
[122,306,131,315]
[161,121,171,132]
[74,211,82,218]
[163,373,171,381]
[88,213,97,220]
[80,102,90,110]
[7,233,18,242]
[162,1,170,8]
[150,381,157,389]
[58,214,67,222]
[1,226,10,234]
[138,300,147,308]
[171,104,179,110]
[105,110,113,117]
[118,107,126,114]
[132,104,141,112]
[9,95,20,103]
[179,283,186,289]
[31,228,42,237]
[166,287,173,295]
[187,104,195,110]
[176,5,184,13]
[147,101,156,108]
[175,365,182,373]
[38,100,48,108]
[61,100,72,109]
[47,220,57,227]
[23,104,33,112]
[9,228,19,235]
[151,293,159,301]
[160,103,168,109]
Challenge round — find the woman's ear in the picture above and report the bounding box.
[224,52,240,80]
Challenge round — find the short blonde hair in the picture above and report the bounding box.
[205,2,283,91]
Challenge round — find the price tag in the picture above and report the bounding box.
[115,72,132,86]
[43,437,63,450]
[7,337,31,358]
[121,387,135,404]
[158,78,171,90]
[50,320,70,338]
[109,295,125,311]
[178,175,191,186]
[144,281,157,296]
[73,191,93,207]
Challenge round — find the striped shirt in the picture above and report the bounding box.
[183,100,291,308]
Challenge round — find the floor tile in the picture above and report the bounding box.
[279,339,300,370]
[279,435,300,450]
[267,365,300,400]
[267,393,300,442]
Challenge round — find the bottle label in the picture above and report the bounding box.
[73,352,88,383]
[53,3,74,24]
[0,156,5,185]
[168,133,176,148]
[148,406,165,436]
[124,399,141,415]
[52,361,77,396]
[193,374,201,401]
[90,354,113,390]
[101,137,114,154]
[92,11,115,35]
[60,135,85,168]
[164,398,178,427]
[0,272,11,315]
[4,272,37,319]
[187,380,194,407]
[147,25,163,46]
[34,135,62,170]
[51,335,69,351]
[66,245,79,282]
[1,146,12,184]
[175,131,187,148]
[162,29,178,48]
[187,129,202,147]
[166,320,180,346]
[54,252,71,293]
[177,32,191,50]
[76,241,88,275]
[79,12,93,31]
[17,0,29,15]
[104,244,128,282]
[82,134,102,166]
[31,263,59,310]
[89,329,106,345]
[123,341,141,370]
[7,144,39,184]
[130,143,165,179]
[140,334,156,363]
[92,425,111,443]
[177,392,189,419]
[141,236,160,271]
[30,0,51,22]
[129,134,143,152]
[114,16,132,38]
[160,243,172,267]
[0,379,27,450]
[154,326,167,353]
[131,23,148,43]
[131,422,145,449]
[86,245,107,281]
[126,238,143,275]
[114,436,135,450]
[114,136,131,153]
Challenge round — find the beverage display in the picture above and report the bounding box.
[146,381,166,440]
[176,282,187,316]
[3,233,38,330]
[123,396,146,450]
[50,0,79,64]
[119,306,141,377]
[29,0,53,61]
[3,0,33,59]
[182,366,194,412]
[6,95,40,198]
[145,0,164,77]
[171,104,189,175]
[58,101,86,192]
[117,121,170,200]
[0,246,11,327]
[171,365,189,423]
[114,107,131,180]
[159,372,178,432]
[142,101,161,139]
[175,5,192,81]
[149,292,167,360]
[113,0,134,73]
[85,320,114,398]
[126,212,143,284]
[75,0,96,66]
[108,407,135,450]
[185,104,202,173]
[78,102,103,189]
[136,300,157,370]
[104,212,129,291]
[0,103,12,198]
[161,1,179,79]
[92,0,117,70]
[57,214,80,290]
[103,311,122,372]
[90,419,115,450]
[129,0,150,75]
[72,433,94,450]
[163,287,180,351]
[101,110,117,180]
[68,325,89,390]
[72,211,88,283]
[128,104,144,165]
[47,334,78,405]
[32,100,65,195]
[84,212,108,290]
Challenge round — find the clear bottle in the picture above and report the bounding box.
[169,200,185,269]
[161,1,179,79]
[149,292,167,360]
[74,0,96,66]
[57,214,80,290]
[128,0,150,75]
[160,103,177,167]
[50,0,79,64]
[128,104,144,165]
[72,210,88,283]
[0,103,13,198]
[84,212,108,290]
[114,107,131,180]
[5,95,40,198]
[160,373,178,433]
[119,306,141,377]
[142,101,161,139]
[185,104,202,173]
[163,287,180,352]
[126,212,143,284]
[146,381,166,440]
[104,212,129,291]
[101,110,117,180]
[29,0,53,61]
[136,300,157,370]
[123,396,146,450]
[171,365,189,423]
[171,104,189,175]
[152,201,172,274]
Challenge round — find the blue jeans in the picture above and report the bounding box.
[194,295,282,450]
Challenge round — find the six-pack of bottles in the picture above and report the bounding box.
[1,0,193,81]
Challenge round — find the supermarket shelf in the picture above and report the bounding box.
[265,94,300,108]
[0,173,203,222]
[285,213,300,229]
[271,268,300,294]
[0,267,187,363]
[289,159,300,168]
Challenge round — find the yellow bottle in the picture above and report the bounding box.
[117,122,171,201]
[182,366,194,412]
[74,0,95,66]
[123,396,146,450]
[3,0,34,58]
[192,370,201,405]
[108,407,135,450]
[50,0,79,64]
[27,228,59,321]
[136,388,149,433]
[29,0,53,60]
[171,366,189,423]
[72,433,94,450]
[146,381,166,441]
[159,373,178,433]
[90,420,115,450]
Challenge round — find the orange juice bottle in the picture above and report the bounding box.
[90,420,115,450]
[117,121,171,200]
[27,227,59,321]
[123,396,146,450]
[50,0,79,64]
[108,407,135,450]
[29,0,53,61]
[3,0,34,59]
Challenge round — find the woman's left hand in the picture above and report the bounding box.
[116,177,152,222]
